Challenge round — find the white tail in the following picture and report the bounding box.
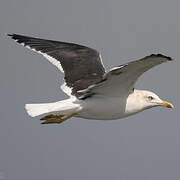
[25,99,82,117]
[25,103,54,117]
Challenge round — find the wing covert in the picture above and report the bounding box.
[88,54,173,97]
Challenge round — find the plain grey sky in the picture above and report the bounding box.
[0,0,180,179]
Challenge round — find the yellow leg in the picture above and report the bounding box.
[41,113,77,124]
[40,114,64,121]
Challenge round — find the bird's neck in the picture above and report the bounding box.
[125,89,146,115]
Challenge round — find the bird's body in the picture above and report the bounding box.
[8,34,174,124]
[77,95,127,120]
[76,90,145,120]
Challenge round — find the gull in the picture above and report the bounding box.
[8,34,174,124]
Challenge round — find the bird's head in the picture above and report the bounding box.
[126,90,174,115]
[137,90,174,110]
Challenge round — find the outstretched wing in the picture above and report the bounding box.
[8,34,106,97]
[86,54,173,97]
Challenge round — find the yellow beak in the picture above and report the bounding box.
[158,101,174,108]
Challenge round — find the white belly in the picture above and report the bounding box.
[76,96,128,120]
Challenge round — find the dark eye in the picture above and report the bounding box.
[148,96,154,100]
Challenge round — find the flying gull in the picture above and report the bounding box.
[8,34,174,124]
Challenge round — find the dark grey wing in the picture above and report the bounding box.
[87,54,173,97]
[8,34,106,97]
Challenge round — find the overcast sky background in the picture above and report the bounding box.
[0,0,180,180]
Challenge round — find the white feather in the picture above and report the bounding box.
[24,45,64,73]
[25,99,82,117]
[25,103,51,117]
[16,42,73,96]
[61,83,73,97]
[24,45,74,96]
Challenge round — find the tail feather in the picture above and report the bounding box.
[25,99,82,118]
[25,103,53,117]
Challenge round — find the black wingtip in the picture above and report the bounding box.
[7,33,19,41]
[7,33,21,39]
[150,54,173,61]
[7,33,30,45]
[7,33,16,38]
[7,33,13,37]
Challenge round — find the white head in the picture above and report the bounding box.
[126,90,174,115]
